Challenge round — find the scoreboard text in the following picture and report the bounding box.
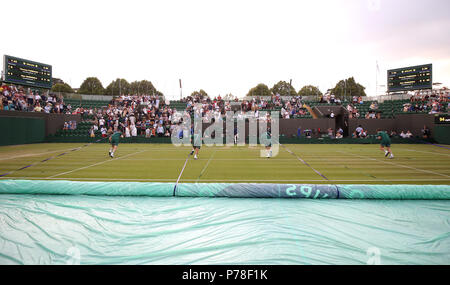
[435,114,450,125]
[3,55,52,89]
[387,64,432,92]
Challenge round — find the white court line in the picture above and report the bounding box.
[0,147,81,161]
[290,149,387,183]
[120,158,390,161]
[46,150,147,179]
[196,150,216,183]
[1,177,450,182]
[404,149,450,157]
[124,148,261,152]
[339,151,450,178]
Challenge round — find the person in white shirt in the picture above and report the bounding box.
[355,125,363,137]
[44,103,52,113]
[27,92,34,106]
[129,113,136,125]
[157,124,164,137]
[145,128,151,138]
[131,124,137,137]
[101,127,107,137]
[328,128,334,138]
[214,110,221,121]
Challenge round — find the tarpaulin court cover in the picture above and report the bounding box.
[0,180,449,265]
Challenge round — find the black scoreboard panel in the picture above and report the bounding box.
[435,114,450,124]
[387,64,432,92]
[3,55,52,89]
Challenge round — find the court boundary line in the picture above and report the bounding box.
[196,150,217,183]
[108,157,437,161]
[297,151,387,183]
[281,144,330,181]
[1,177,450,182]
[46,150,147,179]
[404,149,450,157]
[340,151,450,178]
[173,153,191,196]
[0,147,82,161]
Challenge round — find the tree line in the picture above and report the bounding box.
[245,78,366,100]
[51,77,163,97]
[52,76,366,100]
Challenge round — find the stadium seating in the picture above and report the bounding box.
[168,101,187,110]
[63,98,110,109]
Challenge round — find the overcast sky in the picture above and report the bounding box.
[2,0,449,99]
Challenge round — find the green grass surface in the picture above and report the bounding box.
[0,143,449,185]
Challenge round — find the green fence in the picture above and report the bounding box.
[0,117,45,146]
[434,125,450,145]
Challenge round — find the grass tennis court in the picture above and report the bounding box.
[1,143,449,185]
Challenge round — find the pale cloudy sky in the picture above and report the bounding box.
[2,0,449,99]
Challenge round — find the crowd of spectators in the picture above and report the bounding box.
[390,126,431,139]
[346,103,361,119]
[0,83,105,117]
[183,94,310,120]
[319,93,342,105]
[0,84,68,113]
[352,125,369,138]
[3,82,447,140]
[294,125,429,140]
[349,125,432,140]
[280,96,308,119]
[186,94,231,122]
[404,89,449,114]
[88,94,182,139]
[63,121,77,130]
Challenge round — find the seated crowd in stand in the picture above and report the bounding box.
[1,84,66,113]
[89,94,178,138]
[405,90,449,114]
[2,82,447,139]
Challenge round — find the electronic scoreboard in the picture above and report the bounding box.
[387,64,432,92]
[3,55,52,89]
[435,114,450,124]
